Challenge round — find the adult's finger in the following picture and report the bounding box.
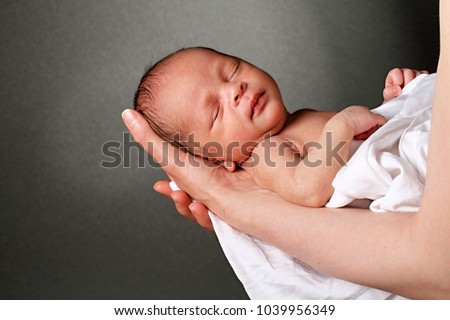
[154,181,196,220]
[171,190,197,221]
[122,109,209,180]
[189,202,214,232]
[122,109,167,163]
[154,181,213,230]
[153,180,173,197]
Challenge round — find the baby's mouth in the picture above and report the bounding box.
[251,91,266,118]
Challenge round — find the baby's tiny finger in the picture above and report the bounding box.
[402,68,415,86]
[354,132,369,140]
[374,113,387,126]
[383,86,401,102]
[385,68,403,87]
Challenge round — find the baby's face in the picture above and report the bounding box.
[158,48,287,164]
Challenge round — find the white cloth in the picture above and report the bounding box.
[327,73,434,212]
[169,75,434,299]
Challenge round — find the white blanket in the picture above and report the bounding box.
[169,74,434,299]
[327,73,434,211]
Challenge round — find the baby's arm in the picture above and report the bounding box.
[383,68,429,103]
[243,106,386,207]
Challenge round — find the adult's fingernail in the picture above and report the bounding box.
[121,109,137,124]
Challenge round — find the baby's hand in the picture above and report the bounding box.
[383,68,428,103]
[335,106,387,140]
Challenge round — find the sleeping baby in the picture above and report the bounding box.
[134,47,427,208]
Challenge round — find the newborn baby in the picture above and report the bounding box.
[134,47,424,207]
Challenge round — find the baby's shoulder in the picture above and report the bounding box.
[287,109,334,129]
[282,108,335,145]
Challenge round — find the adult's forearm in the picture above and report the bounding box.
[440,1,450,53]
[406,0,450,299]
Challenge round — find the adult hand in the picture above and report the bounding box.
[153,180,214,232]
[121,109,259,231]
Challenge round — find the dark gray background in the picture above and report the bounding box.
[0,0,439,299]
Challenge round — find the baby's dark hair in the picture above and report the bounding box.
[134,46,219,151]
[133,48,187,149]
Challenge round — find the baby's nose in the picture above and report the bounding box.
[230,82,247,107]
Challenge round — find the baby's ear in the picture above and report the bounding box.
[222,160,236,172]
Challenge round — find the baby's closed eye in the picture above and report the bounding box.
[228,60,240,82]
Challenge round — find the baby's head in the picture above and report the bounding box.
[134,47,287,169]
